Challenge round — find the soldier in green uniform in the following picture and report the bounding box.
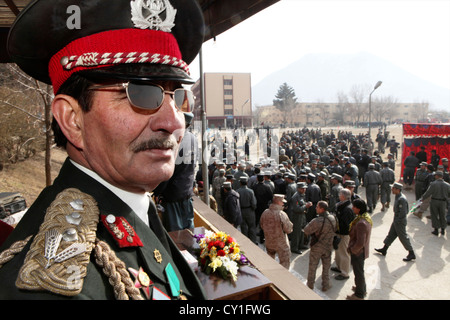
[0,0,206,300]
[363,163,382,213]
[414,162,429,201]
[380,162,395,211]
[420,171,450,235]
[375,183,416,262]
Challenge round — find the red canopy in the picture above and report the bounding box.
[400,123,450,177]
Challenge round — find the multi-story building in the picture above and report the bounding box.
[192,73,252,129]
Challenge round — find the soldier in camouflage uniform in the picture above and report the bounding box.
[304,201,337,291]
[260,195,293,269]
[380,162,395,211]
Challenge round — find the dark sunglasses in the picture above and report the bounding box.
[88,82,195,113]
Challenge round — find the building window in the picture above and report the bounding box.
[224,109,233,115]
[224,89,233,95]
[224,79,233,86]
[224,99,233,106]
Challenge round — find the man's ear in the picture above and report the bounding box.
[51,94,84,149]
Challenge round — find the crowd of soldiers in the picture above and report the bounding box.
[195,128,391,248]
[194,126,449,259]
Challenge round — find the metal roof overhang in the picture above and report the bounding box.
[0,0,279,63]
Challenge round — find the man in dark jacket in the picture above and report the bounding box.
[222,182,242,228]
[252,174,274,243]
[403,151,420,189]
[332,189,355,281]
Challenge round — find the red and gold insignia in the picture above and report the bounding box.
[101,215,143,248]
[128,267,153,299]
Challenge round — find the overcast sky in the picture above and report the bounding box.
[190,0,450,92]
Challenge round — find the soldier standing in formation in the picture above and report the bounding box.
[375,183,416,262]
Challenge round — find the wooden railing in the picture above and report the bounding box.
[191,196,321,300]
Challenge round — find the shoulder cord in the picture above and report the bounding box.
[0,236,143,300]
[0,235,33,269]
[93,238,144,300]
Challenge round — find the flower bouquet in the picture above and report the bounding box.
[193,230,248,281]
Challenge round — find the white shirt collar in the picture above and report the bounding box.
[70,159,150,226]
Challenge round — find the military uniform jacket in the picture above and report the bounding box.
[236,186,257,212]
[415,169,428,183]
[422,179,450,202]
[380,167,395,185]
[393,193,409,222]
[0,159,206,300]
[363,170,382,187]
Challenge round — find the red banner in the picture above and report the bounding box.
[403,123,450,136]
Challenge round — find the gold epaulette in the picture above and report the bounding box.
[16,188,99,296]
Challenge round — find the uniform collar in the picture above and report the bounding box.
[70,159,150,226]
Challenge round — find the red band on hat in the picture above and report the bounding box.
[49,28,187,94]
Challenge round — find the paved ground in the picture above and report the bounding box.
[240,125,450,300]
[277,185,450,300]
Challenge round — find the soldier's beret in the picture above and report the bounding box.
[8,0,205,93]
[420,162,427,166]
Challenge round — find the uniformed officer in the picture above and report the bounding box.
[363,163,382,213]
[290,182,311,254]
[0,0,206,300]
[420,171,450,235]
[375,183,416,262]
[329,174,343,213]
[380,162,395,211]
[414,162,429,201]
[236,176,257,243]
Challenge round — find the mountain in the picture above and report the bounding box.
[251,52,450,110]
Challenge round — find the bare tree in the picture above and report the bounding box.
[334,90,350,125]
[0,64,54,185]
[371,95,399,123]
[348,84,369,123]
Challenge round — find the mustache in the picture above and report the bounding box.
[132,136,178,153]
